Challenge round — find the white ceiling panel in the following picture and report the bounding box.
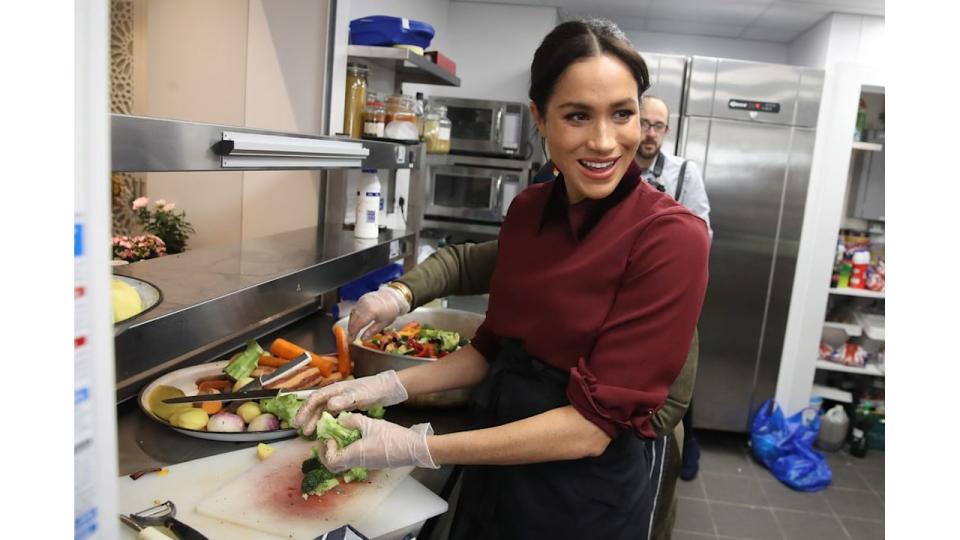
[648,1,770,27]
[454,0,882,42]
[644,18,747,38]
[740,25,802,42]
[754,3,831,30]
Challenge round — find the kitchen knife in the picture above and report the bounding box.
[162,352,314,404]
[161,387,321,404]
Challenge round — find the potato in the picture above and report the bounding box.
[237,402,262,424]
[172,408,209,430]
[232,377,255,393]
[148,385,193,421]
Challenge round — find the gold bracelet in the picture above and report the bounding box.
[387,281,414,306]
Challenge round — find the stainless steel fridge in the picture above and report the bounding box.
[640,51,688,156]
[678,57,824,432]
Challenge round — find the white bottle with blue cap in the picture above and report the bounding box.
[355,169,381,239]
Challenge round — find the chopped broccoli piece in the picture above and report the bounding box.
[259,393,304,425]
[364,404,386,419]
[301,456,336,477]
[301,468,340,497]
[224,340,264,381]
[342,467,368,483]
[315,411,361,448]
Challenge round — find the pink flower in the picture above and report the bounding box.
[162,203,176,211]
[132,197,149,210]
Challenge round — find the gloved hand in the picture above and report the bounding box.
[318,413,438,472]
[293,371,408,436]
[348,286,410,340]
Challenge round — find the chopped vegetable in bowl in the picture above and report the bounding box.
[361,321,468,359]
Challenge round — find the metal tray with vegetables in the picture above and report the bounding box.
[139,334,354,442]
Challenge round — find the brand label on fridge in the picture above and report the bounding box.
[728,99,780,114]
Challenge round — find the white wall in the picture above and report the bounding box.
[776,13,885,415]
[625,29,788,64]
[344,0,557,104]
[141,0,333,250]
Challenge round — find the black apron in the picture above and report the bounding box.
[449,339,656,540]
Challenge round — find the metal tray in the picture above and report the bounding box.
[137,360,298,442]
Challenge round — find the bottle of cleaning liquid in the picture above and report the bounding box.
[354,169,381,239]
[816,404,849,452]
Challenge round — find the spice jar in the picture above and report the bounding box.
[423,105,451,154]
[384,94,419,141]
[343,63,368,138]
[363,95,385,138]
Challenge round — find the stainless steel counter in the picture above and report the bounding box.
[113,227,414,401]
[116,311,472,536]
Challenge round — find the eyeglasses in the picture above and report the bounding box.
[640,119,668,133]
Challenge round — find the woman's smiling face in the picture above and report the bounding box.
[531,53,642,204]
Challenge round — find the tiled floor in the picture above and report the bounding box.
[674,430,884,540]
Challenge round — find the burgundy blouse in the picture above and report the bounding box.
[471,162,710,438]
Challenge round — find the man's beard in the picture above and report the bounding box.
[638,139,660,160]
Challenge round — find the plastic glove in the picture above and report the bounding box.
[348,286,410,340]
[319,413,438,473]
[293,371,408,436]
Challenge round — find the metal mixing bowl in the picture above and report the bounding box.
[334,307,485,407]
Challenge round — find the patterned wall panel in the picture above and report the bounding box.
[110,0,144,236]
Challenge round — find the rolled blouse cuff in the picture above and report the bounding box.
[566,357,663,439]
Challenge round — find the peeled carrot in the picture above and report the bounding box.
[270,338,306,360]
[258,354,290,368]
[200,400,223,415]
[198,379,232,392]
[334,326,352,377]
[311,354,337,377]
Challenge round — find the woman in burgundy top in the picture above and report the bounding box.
[295,18,710,540]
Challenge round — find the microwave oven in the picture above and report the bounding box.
[424,155,531,224]
[426,97,531,158]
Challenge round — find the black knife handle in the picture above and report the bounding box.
[166,518,209,540]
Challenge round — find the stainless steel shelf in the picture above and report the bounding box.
[112,226,413,401]
[111,114,417,172]
[348,45,460,87]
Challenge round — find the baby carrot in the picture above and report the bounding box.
[334,326,352,377]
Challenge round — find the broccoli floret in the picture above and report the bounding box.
[342,467,368,483]
[301,468,340,497]
[301,456,336,476]
[316,411,361,448]
[364,404,386,419]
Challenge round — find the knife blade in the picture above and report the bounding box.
[162,351,314,404]
[242,351,313,393]
[162,387,320,404]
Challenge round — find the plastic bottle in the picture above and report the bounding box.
[849,251,870,289]
[354,170,381,239]
[817,405,850,452]
[855,98,867,141]
[850,400,873,458]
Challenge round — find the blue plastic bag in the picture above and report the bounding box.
[750,399,832,492]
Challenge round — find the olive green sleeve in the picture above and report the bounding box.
[395,240,499,309]
[650,329,699,437]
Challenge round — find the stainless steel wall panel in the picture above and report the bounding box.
[751,127,816,422]
[796,69,825,127]
[679,117,711,171]
[711,60,800,125]
[641,52,688,156]
[692,119,793,432]
[684,57,719,118]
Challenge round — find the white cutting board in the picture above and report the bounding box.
[118,438,447,539]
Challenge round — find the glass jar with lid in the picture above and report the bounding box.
[384,94,419,141]
[343,63,368,138]
[423,104,451,154]
[363,93,385,138]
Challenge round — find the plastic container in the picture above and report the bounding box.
[414,92,426,139]
[355,169,382,239]
[849,251,870,289]
[349,15,436,49]
[343,63,369,138]
[816,404,849,452]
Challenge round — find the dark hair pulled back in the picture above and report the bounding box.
[529,18,650,116]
